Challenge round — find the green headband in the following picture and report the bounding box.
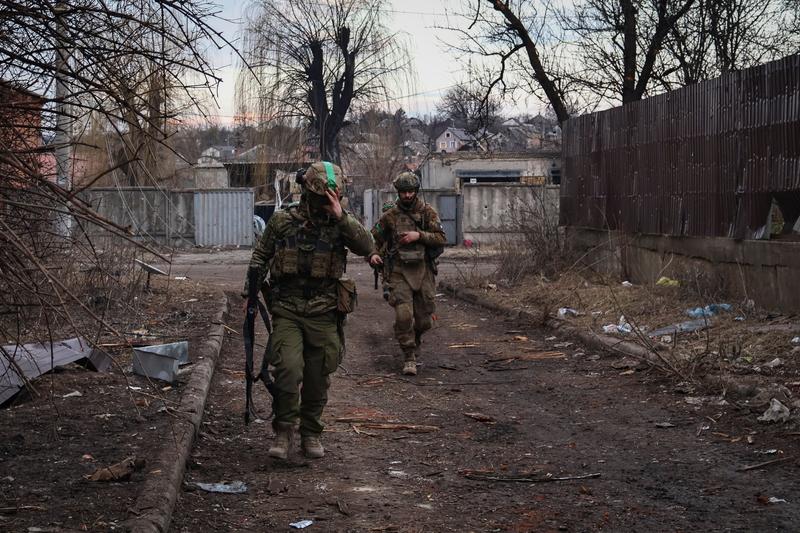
[322,161,337,190]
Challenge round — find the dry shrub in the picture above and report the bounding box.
[495,187,572,283]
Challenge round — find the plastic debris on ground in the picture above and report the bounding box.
[557,307,579,318]
[621,281,633,287]
[764,358,783,369]
[685,303,732,319]
[194,481,248,494]
[757,399,791,423]
[648,318,711,337]
[290,519,314,529]
[768,497,788,504]
[656,276,680,287]
[602,315,633,335]
[792,337,800,346]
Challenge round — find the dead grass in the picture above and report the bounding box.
[456,268,800,388]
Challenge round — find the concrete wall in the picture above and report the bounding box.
[462,184,559,244]
[174,164,228,189]
[567,227,800,313]
[420,153,560,190]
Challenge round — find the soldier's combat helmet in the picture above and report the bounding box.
[392,172,420,192]
[300,161,346,197]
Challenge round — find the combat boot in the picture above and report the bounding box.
[268,425,293,460]
[301,435,325,459]
[402,360,417,375]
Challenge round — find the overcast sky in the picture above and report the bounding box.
[205,0,544,125]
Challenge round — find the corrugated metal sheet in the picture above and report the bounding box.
[194,189,253,247]
[562,53,800,238]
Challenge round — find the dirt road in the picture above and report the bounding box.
[169,254,800,532]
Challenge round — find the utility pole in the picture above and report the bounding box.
[53,2,72,236]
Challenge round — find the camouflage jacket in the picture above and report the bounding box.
[371,197,446,272]
[245,203,374,316]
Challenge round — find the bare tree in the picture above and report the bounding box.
[436,79,504,134]
[0,1,234,369]
[238,0,411,164]
[453,1,799,122]
[662,0,800,87]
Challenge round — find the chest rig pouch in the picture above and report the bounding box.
[271,211,347,279]
[394,211,426,264]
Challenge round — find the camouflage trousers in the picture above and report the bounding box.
[386,269,436,360]
[265,308,342,436]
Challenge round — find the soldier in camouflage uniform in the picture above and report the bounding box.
[244,161,373,459]
[369,172,446,376]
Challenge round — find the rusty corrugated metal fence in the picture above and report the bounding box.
[562,54,800,238]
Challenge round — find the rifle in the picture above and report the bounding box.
[244,268,275,425]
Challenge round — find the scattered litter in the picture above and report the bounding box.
[194,481,248,494]
[558,307,579,318]
[619,369,635,376]
[416,503,434,510]
[734,316,745,321]
[448,343,479,349]
[654,422,676,428]
[464,412,495,424]
[552,341,573,348]
[591,311,604,317]
[387,470,410,479]
[545,336,557,341]
[656,276,680,287]
[174,276,189,281]
[764,358,783,369]
[183,298,198,303]
[132,340,190,383]
[62,390,82,398]
[0,337,111,404]
[660,335,673,344]
[128,386,143,391]
[603,315,633,335]
[755,449,779,455]
[621,281,633,287]
[435,293,445,297]
[84,456,144,482]
[648,318,711,337]
[486,283,497,290]
[686,303,731,319]
[792,337,800,346]
[758,399,791,423]
[769,497,788,504]
[289,519,314,529]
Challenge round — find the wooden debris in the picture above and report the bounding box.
[463,412,495,424]
[738,455,796,472]
[84,456,145,481]
[462,471,601,483]
[485,351,566,364]
[352,422,439,433]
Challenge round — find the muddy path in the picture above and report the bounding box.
[170,256,800,532]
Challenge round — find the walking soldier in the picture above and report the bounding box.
[369,172,446,375]
[243,161,374,459]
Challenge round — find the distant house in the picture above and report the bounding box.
[197,145,236,165]
[0,81,54,185]
[434,127,480,153]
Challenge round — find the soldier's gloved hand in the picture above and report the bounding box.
[369,254,383,266]
[322,189,343,220]
[398,231,420,245]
